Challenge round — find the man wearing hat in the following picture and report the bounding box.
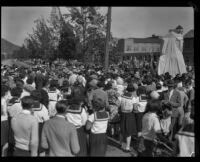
[163,79,181,141]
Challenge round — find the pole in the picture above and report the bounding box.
[105,7,111,72]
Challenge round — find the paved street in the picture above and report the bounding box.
[106,137,137,157]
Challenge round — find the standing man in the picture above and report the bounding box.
[41,100,80,156]
[11,96,39,156]
[163,80,181,141]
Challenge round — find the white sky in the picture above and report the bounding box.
[1,7,194,46]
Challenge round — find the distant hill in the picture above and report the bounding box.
[1,38,21,58]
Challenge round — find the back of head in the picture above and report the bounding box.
[26,77,34,85]
[156,82,162,90]
[31,90,42,101]
[56,100,69,114]
[11,87,23,98]
[15,79,24,88]
[1,85,9,97]
[50,79,58,89]
[92,96,106,111]
[42,77,49,88]
[126,83,136,92]
[146,99,162,113]
[21,96,34,110]
[97,80,105,88]
[19,72,26,80]
[105,81,113,90]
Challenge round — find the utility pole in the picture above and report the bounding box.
[105,7,111,72]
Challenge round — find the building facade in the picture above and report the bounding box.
[183,30,194,66]
[117,37,162,63]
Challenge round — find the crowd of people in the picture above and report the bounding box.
[1,59,195,157]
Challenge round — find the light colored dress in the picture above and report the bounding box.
[158,31,186,77]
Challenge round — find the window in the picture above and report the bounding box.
[126,45,132,51]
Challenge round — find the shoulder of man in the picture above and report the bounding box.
[174,89,181,95]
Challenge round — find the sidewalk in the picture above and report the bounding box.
[106,137,137,157]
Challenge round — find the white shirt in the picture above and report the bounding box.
[20,90,30,99]
[7,100,22,118]
[169,89,174,100]
[161,86,168,92]
[48,101,57,117]
[32,82,36,89]
[1,97,8,119]
[155,89,163,93]
[141,112,161,141]
[77,75,86,87]
[160,117,171,135]
[138,96,147,113]
[116,85,125,96]
[48,89,61,101]
[66,108,88,128]
[120,95,139,112]
[88,113,109,134]
[22,77,28,85]
[69,74,78,86]
[33,104,49,123]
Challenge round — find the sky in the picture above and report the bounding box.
[1,7,194,46]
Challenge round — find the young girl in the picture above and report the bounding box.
[65,97,88,156]
[86,95,109,156]
[48,80,62,117]
[140,100,162,157]
[119,83,139,153]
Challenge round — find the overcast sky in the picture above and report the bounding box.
[1,7,194,46]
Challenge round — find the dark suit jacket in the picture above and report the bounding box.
[163,89,181,118]
[186,88,194,112]
[40,89,49,109]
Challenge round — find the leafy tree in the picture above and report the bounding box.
[58,23,77,60]
[63,7,107,62]
[25,16,56,61]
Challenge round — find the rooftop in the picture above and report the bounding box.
[184,29,194,38]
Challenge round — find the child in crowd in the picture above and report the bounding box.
[48,80,61,117]
[86,94,109,156]
[66,97,88,156]
[7,87,23,118]
[119,83,139,153]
